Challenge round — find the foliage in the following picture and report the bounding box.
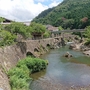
[17,57,47,73]
[84,26,90,39]
[5,22,28,38]
[43,30,50,38]
[0,30,16,46]
[58,26,64,31]
[32,0,90,29]
[8,57,48,90]
[84,26,90,45]
[30,22,46,34]
[0,17,5,30]
[8,65,30,90]
[0,17,50,47]
[0,17,5,23]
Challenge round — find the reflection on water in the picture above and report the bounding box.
[30,70,46,80]
[30,46,90,90]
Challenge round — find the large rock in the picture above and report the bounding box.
[83,50,90,56]
[69,43,76,50]
[63,52,73,58]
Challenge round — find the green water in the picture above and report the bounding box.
[30,46,90,90]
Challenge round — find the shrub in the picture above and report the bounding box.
[0,30,16,46]
[43,31,50,38]
[8,57,48,90]
[17,57,47,73]
[8,65,31,90]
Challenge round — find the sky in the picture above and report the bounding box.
[0,0,63,22]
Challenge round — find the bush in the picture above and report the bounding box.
[17,57,47,73]
[8,65,31,90]
[8,57,48,90]
[0,30,16,46]
[43,31,50,38]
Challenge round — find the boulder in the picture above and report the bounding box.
[83,50,90,56]
[69,43,76,50]
[63,52,73,58]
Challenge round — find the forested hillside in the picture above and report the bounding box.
[32,0,90,29]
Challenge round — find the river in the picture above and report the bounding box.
[30,46,90,90]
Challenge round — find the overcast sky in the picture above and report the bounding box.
[0,0,63,22]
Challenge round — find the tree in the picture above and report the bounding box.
[0,30,16,46]
[5,22,27,38]
[30,22,46,34]
[62,19,74,29]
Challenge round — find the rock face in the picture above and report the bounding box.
[63,52,73,58]
[0,67,11,90]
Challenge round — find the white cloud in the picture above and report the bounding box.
[0,0,62,22]
[49,1,60,8]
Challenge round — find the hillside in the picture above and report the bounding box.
[32,0,90,29]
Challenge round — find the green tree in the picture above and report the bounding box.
[32,0,90,29]
[0,30,16,46]
[5,22,27,38]
[30,22,46,34]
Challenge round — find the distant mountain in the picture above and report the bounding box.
[32,0,90,29]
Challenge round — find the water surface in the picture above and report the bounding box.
[30,46,90,90]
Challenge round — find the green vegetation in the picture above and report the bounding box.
[43,30,50,38]
[8,57,48,90]
[0,17,5,30]
[30,22,46,34]
[58,26,64,31]
[5,22,28,38]
[32,0,90,29]
[0,17,50,46]
[0,30,16,46]
[84,26,90,45]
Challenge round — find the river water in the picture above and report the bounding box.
[30,46,90,90]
